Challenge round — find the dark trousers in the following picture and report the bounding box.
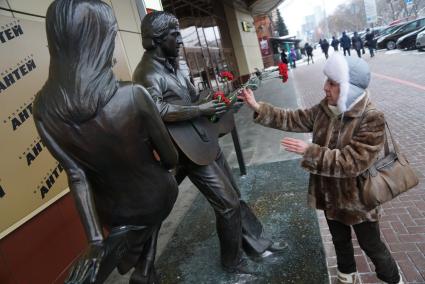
[307,54,314,64]
[369,47,375,57]
[326,218,400,283]
[176,149,271,268]
[355,48,362,58]
[343,48,351,56]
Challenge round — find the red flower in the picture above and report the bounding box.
[219,71,234,81]
[213,91,231,106]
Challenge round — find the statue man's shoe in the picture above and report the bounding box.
[223,257,260,275]
[267,241,288,253]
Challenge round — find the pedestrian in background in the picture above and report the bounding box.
[365,28,376,58]
[331,36,340,51]
[280,48,288,64]
[290,47,297,68]
[279,48,289,82]
[321,38,330,59]
[340,31,351,56]
[239,53,403,284]
[351,31,364,58]
[305,43,314,65]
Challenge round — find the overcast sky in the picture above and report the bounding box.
[279,0,348,35]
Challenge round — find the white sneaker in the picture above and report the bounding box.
[336,270,359,284]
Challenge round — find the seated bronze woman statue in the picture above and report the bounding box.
[33,0,178,283]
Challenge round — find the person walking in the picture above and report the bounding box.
[281,48,288,64]
[365,28,376,57]
[290,47,297,68]
[351,31,364,58]
[340,32,351,56]
[305,43,314,64]
[331,36,340,51]
[321,38,330,59]
[239,53,404,284]
[279,48,289,82]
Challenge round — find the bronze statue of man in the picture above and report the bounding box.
[133,11,282,273]
[33,1,178,283]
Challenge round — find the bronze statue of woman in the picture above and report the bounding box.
[33,1,178,283]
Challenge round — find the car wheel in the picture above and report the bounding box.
[386,41,396,50]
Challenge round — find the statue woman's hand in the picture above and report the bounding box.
[65,241,104,284]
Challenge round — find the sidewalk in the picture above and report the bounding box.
[291,54,425,284]
[105,76,314,283]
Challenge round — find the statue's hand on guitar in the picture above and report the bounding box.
[65,241,105,284]
[199,99,227,116]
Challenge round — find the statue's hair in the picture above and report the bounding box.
[40,0,118,123]
[141,11,179,50]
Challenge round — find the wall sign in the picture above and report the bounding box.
[0,14,131,239]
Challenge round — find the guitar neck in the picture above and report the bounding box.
[228,76,259,97]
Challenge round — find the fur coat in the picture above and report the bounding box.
[254,93,385,225]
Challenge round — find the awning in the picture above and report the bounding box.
[246,0,286,16]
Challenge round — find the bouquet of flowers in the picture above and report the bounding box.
[209,71,261,122]
[219,70,234,82]
[209,71,239,122]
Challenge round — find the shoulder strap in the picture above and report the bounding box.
[357,103,405,163]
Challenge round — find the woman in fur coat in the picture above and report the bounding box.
[239,54,402,284]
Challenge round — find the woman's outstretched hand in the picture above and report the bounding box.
[281,137,309,155]
[238,88,260,112]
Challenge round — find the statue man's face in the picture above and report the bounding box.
[159,27,183,58]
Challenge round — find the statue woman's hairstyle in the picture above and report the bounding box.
[41,0,118,123]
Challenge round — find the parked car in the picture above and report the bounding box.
[377,17,425,50]
[417,29,425,50]
[388,17,409,26]
[397,26,425,49]
[378,24,404,38]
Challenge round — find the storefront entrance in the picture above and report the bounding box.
[162,0,239,92]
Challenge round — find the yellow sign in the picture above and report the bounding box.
[0,15,131,238]
[241,21,254,32]
[0,15,69,239]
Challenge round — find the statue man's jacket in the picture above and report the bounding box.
[133,50,219,165]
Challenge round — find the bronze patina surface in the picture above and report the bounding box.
[34,1,178,283]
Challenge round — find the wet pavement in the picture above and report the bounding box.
[156,159,328,284]
[105,76,322,283]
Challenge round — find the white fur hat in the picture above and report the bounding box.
[323,53,371,112]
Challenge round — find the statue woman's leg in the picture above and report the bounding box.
[130,225,161,284]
